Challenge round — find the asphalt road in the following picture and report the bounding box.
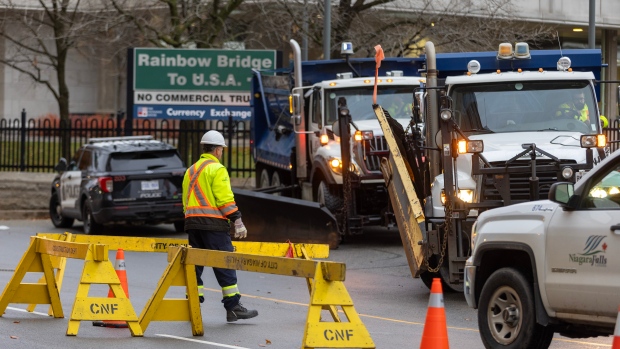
[0,220,614,349]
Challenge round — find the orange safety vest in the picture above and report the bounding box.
[182,154,238,220]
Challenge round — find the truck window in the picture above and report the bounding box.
[451,81,598,134]
[586,166,620,208]
[312,91,322,128]
[325,86,414,124]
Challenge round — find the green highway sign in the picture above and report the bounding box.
[134,48,276,91]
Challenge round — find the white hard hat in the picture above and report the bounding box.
[200,130,227,147]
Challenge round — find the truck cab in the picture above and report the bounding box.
[301,74,422,227]
[251,40,425,237]
[428,70,606,219]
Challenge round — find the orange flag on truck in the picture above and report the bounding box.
[373,45,384,105]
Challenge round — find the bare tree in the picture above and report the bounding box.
[106,0,249,162]
[107,0,246,49]
[245,0,555,59]
[0,0,105,158]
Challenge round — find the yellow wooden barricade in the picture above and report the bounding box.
[35,233,329,257]
[0,237,143,336]
[141,246,375,349]
[30,232,330,315]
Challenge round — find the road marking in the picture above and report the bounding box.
[155,334,250,348]
[7,306,50,317]
[3,292,611,347]
[203,287,613,347]
[0,225,9,230]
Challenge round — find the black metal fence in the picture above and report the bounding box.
[1,111,619,177]
[0,110,253,177]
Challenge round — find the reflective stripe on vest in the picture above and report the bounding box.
[185,160,226,219]
[185,158,240,219]
[222,284,240,298]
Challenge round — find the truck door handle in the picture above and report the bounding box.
[610,224,620,234]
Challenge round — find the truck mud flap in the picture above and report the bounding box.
[232,188,341,249]
[373,105,426,277]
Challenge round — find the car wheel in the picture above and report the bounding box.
[173,220,185,233]
[478,268,553,349]
[49,192,74,228]
[82,202,103,235]
[316,180,343,212]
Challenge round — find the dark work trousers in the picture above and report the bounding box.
[187,229,241,310]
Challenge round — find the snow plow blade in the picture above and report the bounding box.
[373,104,426,277]
[232,188,341,249]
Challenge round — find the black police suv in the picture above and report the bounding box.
[50,136,186,234]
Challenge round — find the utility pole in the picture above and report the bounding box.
[323,0,331,59]
[588,0,595,49]
[302,0,308,61]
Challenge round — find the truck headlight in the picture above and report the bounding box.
[328,157,356,175]
[457,139,484,154]
[581,134,606,148]
[561,167,574,180]
[354,130,373,142]
[441,189,474,204]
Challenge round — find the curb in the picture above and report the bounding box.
[0,172,256,221]
[0,210,49,221]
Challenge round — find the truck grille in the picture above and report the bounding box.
[482,159,577,204]
[362,136,389,172]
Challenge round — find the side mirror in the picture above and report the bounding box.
[332,120,340,138]
[413,91,425,124]
[54,158,68,172]
[548,182,575,207]
[290,92,303,126]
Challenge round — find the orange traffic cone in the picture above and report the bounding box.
[419,278,449,349]
[93,249,129,328]
[612,305,620,348]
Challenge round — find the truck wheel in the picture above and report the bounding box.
[49,192,74,228]
[420,256,462,293]
[419,270,440,289]
[478,268,553,349]
[82,202,103,235]
[271,171,282,196]
[316,180,343,212]
[258,168,270,189]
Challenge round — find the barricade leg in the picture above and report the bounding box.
[302,262,375,349]
[138,247,203,336]
[66,247,142,337]
[0,238,64,318]
[300,246,340,322]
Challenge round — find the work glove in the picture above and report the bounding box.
[234,218,247,239]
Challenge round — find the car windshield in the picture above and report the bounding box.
[108,150,184,171]
[450,81,600,134]
[325,86,414,124]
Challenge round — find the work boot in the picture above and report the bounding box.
[226,303,258,322]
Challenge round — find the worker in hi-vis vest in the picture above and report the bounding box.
[556,91,590,122]
[182,130,258,322]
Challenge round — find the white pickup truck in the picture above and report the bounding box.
[464,143,620,348]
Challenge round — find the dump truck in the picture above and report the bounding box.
[374,41,608,291]
[250,40,425,242]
